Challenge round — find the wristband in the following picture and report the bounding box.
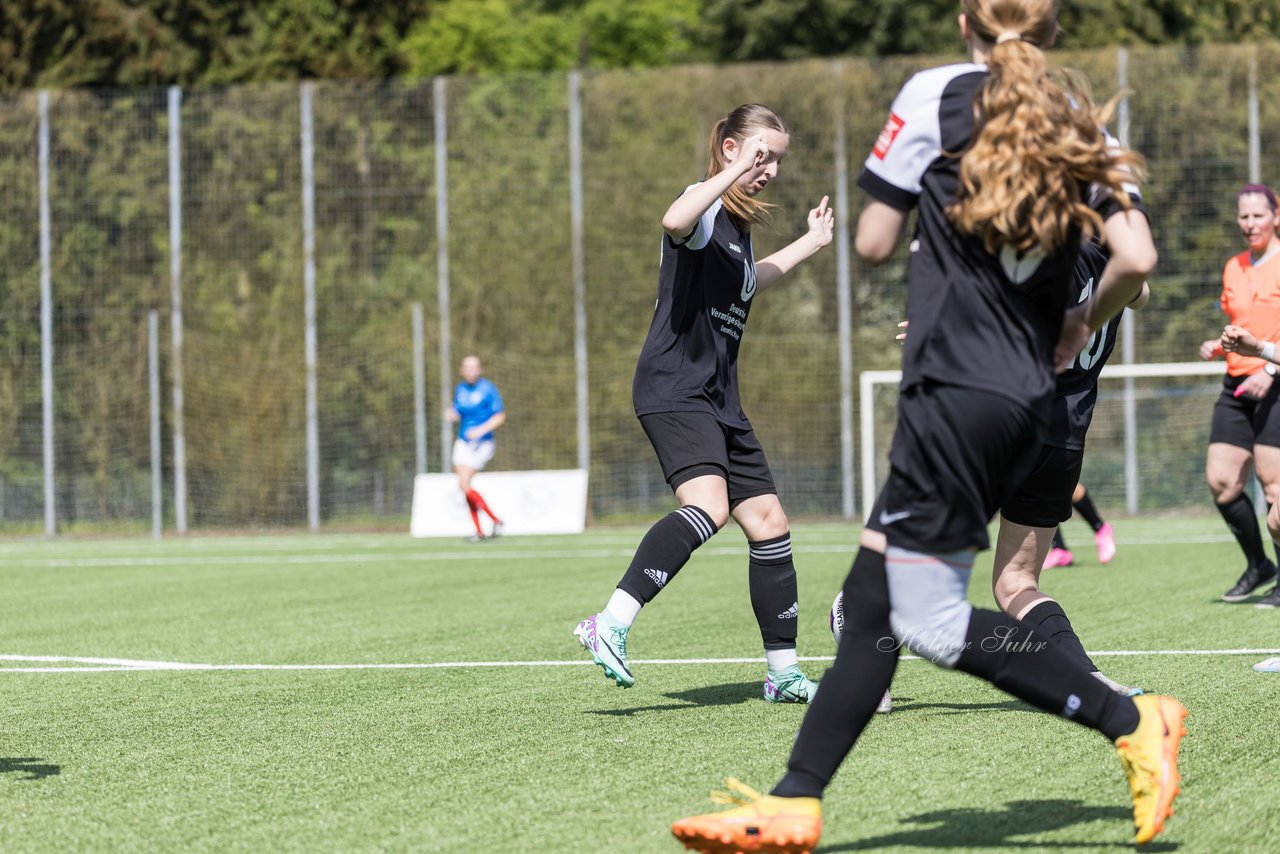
[1263,341,1276,362]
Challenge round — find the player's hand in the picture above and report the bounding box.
[1235,371,1272,400]
[1200,338,1224,361]
[739,134,770,171]
[896,320,908,344]
[1054,305,1090,373]
[445,408,460,423]
[1222,324,1262,357]
[464,426,484,441]
[807,196,834,247]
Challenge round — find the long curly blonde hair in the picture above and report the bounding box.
[705,104,786,230]
[947,0,1145,254]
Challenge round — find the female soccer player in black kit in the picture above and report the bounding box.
[672,2,1186,850]
[992,239,1150,695]
[574,104,835,703]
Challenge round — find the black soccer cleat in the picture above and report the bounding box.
[1223,560,1278,602]
[1254,585,1280,609]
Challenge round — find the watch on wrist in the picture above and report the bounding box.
[1266,363,1277,377]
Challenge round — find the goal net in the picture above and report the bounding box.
[860,362,1229,520]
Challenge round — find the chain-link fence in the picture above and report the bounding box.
[0,45,1272,533]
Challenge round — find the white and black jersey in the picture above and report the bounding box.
[858,63,1132,417]
[633,184,759,428]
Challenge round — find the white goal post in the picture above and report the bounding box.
[859,361,1227,521]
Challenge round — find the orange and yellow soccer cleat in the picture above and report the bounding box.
[671,778,821,853]
[1115,695,1188,845]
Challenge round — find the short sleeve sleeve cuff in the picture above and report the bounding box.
[857,169,919,212]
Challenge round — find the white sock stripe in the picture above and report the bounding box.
[677,507,714,543]
[749,537,792,560]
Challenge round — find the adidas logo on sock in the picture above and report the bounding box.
[644,567,669,588]
[777,602,799,619]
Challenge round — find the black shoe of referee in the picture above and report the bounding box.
[1255,585,1280,609]
[1223,560,1278,602]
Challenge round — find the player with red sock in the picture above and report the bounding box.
[445,354,505,541]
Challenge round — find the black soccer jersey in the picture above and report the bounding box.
[1048,239,1129,450]
[857,63,1132,418]
[632,186,759,428]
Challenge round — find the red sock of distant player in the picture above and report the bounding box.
[466,488,501,524]
[465,493,484,536]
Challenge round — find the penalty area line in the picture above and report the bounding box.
[3,648,1280,674]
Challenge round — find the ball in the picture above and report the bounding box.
[829,590,845,643]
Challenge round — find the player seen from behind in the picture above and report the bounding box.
[672,2,1184,851]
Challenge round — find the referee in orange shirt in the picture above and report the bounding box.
[1199,183,1280,608]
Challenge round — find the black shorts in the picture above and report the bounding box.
[1001,444,1084,528]
[876,383,1041,553]
[1210,374,1280,449]
[638,411,776,506]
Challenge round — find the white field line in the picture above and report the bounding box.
[0,534,1241,570]
[3,648,1280,674]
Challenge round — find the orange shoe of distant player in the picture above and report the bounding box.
[671,778,820,853]
[1116,695,1188,845]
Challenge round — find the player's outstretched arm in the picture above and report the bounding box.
[755,196,834,290]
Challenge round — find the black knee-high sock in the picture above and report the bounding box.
[748,533,798,650]
[616,506,716,604]
[1073,491,1105,532]
[1051,526,1068,551]
[771,548,899,799]
[954,608,1138,740]
[1020,600,1096,673]
[1217,493,1268,569]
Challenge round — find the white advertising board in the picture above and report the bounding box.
[410,469,588,537]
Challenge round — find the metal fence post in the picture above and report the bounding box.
[1249,47,1261,185]
[168,86,188,533]
[569,70,590,475]
[413,302,427,474]
[38,90,55,536]
[1117,48,1140,514]
[149,310,162,539]
[301,82,320,531]
[434,77,453,473]
[833,61,855,520]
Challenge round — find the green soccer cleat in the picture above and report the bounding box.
[763,665,818,704]
[573,613,634,687]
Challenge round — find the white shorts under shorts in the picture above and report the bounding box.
[452,438,496,471]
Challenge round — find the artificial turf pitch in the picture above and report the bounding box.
[1,516,1277,852]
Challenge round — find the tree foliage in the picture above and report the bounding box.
[0,0,430,91]
[9,0,1280,92]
